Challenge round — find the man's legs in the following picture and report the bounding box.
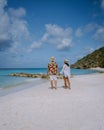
[54,80,57,89]
[50,80,54,89]
[50,75,57,89]
[50,75,54,89]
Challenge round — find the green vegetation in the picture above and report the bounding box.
[71,47,104,69]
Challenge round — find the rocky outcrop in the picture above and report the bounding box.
[71,47,104,69]
[10,73,63,79]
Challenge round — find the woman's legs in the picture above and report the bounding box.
[63,77,67,88]
[63,77,71,89]
[66,78,71,89]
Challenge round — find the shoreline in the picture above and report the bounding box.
[0,72,101,97]
[0,73,104,130]
[0,72,102,97]
[0,78,47,97]
[90,67,104,73]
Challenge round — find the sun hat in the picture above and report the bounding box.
[64,59,69,63]
[50,56,55,62]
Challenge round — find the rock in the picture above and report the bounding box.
[9,73,63,79]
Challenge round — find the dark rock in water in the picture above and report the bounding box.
[10,73,63,79]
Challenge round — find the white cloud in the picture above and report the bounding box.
[45,24,72,37]
[0,0,7,13]
[0,0,73,53]
[75,23,104,43]
[84,23,98,32]
[75,23,99,38]
[75,28,83,37]
[101,0,104,10]
[29,24,73,51]
[57,38,72,50]
[8,7,26,18]
[0,0,29,52]
[84,47,94,54]
[82,22,104,43]
[28,41,42,52]
[93,26,104,42]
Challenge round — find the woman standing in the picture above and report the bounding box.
[61,59,71,89]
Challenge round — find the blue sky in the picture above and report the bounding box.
[0,0,104,68]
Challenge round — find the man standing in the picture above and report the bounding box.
[47,57,58,89]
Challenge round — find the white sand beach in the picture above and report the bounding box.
[0,73,104,130]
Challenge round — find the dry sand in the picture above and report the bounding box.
[0,73,104,130]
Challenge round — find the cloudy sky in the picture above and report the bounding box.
[0,0,104,68]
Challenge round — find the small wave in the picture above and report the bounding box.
[25,78,41,82]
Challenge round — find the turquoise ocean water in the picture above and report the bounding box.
[0,68,97,90]
[0,68,98,96]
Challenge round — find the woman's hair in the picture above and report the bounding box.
[65,62,69,66]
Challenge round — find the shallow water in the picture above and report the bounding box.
[0,68,97,90]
